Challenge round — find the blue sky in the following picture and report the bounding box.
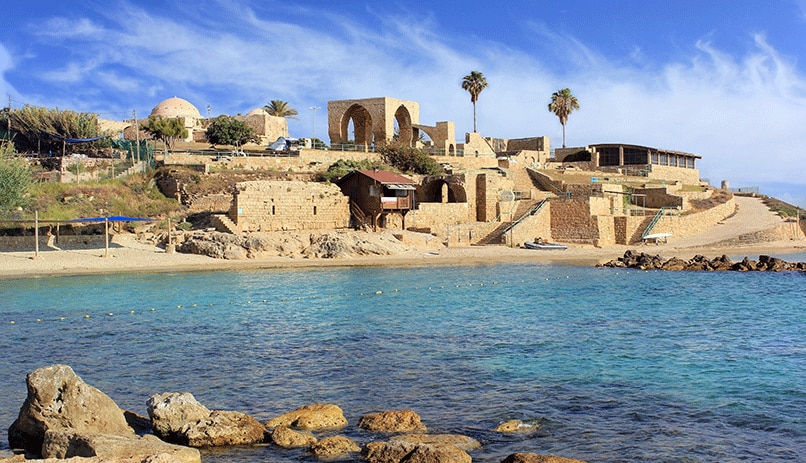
[2,0,806,206]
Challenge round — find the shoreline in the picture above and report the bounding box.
[2,236,805,281]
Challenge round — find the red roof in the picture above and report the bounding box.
[354,169,415,185]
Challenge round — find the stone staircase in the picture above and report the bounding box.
[210,214,240,234]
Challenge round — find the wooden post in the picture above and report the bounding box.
[34,211,40,258]
[104,217,109,257]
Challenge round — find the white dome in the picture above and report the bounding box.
[150,97,202,119]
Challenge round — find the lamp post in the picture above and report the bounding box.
[309,106,321,146]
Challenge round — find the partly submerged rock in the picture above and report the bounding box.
[265,403,348,430]
[389,434,480,452]
[270,426,316,449]
[357,410,426,433]
[363,441,471,463]
[310,435,361,459]
[146,392,265,447]
[8,364,135,456]
[146,392,210,442]
[41,430,200,463]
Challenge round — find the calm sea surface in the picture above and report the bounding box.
[1,257,805,463]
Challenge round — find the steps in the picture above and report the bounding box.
[210,214,240,234]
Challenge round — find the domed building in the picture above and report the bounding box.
[148,96,202,142]
[150,96,202,120]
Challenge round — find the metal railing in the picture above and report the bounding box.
[500,197,550,237]
[642,206,678,239]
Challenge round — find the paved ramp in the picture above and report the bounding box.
[672,196,786,248]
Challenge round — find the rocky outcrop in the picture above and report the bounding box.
[146,392,265,447]
[270,426,316,449]
[363,441,471,463]
[310,436,360,459]
[265,403,348,430]
[357,410,427,433]
[178,230,410,260]
[501,452,588,463]
[8,365,135,455]
[599,250,806,272]
[389,434,481,452]
[41,430,200,463]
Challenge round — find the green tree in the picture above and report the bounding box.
[0,141,33,217]
[141,116,188,151]
[205,116,259,149]
[461,71,488,133]
[548,88,580,148]
[1,105,110,155]
[377,145,443,176]
[263,100,298,119]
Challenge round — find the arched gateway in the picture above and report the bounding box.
[328,97,420,147]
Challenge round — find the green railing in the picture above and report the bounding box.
[642,206,677,239]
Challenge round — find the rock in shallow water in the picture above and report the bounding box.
[8,364,135,456]
[357,410,427,433]
[146,392,265,447]
[265,403,348,430]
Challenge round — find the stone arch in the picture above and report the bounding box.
[340,104,373,145]
[423,178,467,203]
[394,105,414,146]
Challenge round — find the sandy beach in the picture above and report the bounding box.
[1,197,804,280]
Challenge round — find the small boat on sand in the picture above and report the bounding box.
[524,238,568,250]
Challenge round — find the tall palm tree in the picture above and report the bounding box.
[263,100,299,119]
[461,71,488,133]
[548,88,580,148]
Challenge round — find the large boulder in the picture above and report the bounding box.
[389,434,480,452]
[41,430,200,463]
[265,403,348,430]
[146,392,265,447]
[310,436,360,459]
[270,426,316,449]
[8,365,135,455]
[363,441,471,463]
[357,410,426,433]
[501,452,588,463]
[146,393,210,441]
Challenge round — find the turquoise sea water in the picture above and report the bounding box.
[1,259,805,463]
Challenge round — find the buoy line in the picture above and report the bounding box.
[5,275,584,326]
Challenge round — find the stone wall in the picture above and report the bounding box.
[231,181,350,232]
[406,203,470,237]
[506,136,549,152]
[163,149,383,173]
[549,196,599,244]
[633,187,684,209]
[461,132,496,156]
[646,164,700,184]
[503,202,552,246]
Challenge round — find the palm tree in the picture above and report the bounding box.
[263,100,299,119]
[461,71,488,133]
[548,88,580,148]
